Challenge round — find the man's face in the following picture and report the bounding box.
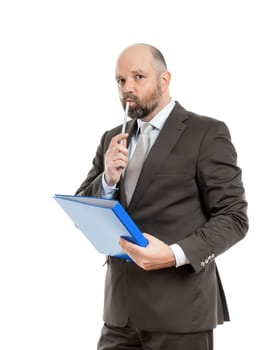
[115,47,162,120]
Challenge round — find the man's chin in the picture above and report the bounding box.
[128,108,145,120]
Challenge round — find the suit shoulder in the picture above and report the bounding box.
[187,110,225,127]
[186,109,231,135]
[174,102,228,130]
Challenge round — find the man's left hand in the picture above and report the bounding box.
[119,233,176,270]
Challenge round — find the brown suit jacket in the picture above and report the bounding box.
[76,102,248,333]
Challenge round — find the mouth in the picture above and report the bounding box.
[124,94,137,104]
[125,98,137,105]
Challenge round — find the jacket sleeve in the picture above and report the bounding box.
[75,131,109,197]
[178,121,248,273]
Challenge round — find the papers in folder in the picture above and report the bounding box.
[54,194,148,261]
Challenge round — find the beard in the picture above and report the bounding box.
[122,85,162,120]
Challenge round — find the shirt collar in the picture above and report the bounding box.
[137,99,176,132]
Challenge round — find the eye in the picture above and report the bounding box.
[116,78,125,86]
[135,74,144,80]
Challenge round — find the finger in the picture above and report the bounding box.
[111,133,129,145]
[119,237,136,252]
[112,152,128,162]
[130,256,137,264]
[121,138,127,148]
[107,143,128,160]
[142,233,155,243]
[113,160,127,171]
[119,237,130,249]
[118,142,129,156]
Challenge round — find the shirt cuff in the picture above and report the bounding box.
[170,243,190,268]
[101,173,119,199]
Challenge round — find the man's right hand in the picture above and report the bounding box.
[104,133,129,186]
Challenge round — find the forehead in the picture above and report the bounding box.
[115,46,155,76]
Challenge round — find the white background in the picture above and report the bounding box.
[0,0,262,348]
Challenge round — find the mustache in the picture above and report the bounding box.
[124,94,138,103]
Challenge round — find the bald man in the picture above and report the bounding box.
[76,43,248,350]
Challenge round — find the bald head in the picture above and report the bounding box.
[116,43,168,77]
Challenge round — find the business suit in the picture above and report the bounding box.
[76,102,248,334]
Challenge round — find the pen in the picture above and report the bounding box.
[120,102,129,144]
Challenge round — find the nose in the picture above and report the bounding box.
[122,77,135,94]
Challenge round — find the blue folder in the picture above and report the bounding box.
[54,194,148,261]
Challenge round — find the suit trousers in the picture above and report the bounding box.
[97,323,213,350]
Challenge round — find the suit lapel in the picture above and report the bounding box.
[124,102,188,210]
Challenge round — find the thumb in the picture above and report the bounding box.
[143,233,155,242]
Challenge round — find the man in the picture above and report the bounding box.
[75,43,248,349]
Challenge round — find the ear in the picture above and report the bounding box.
[160,71,171,94]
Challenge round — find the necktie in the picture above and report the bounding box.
[124,123,153,205]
